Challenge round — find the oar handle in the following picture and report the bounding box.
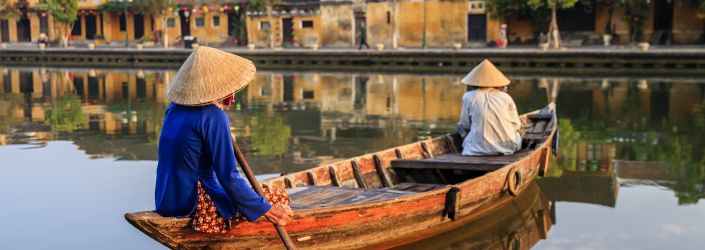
[231,135,297,250]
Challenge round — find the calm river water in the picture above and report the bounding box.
[1,67,704,249]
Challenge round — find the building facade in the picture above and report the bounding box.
[503,0,705,45]
[1,0,704,47]
[0,0,246,46]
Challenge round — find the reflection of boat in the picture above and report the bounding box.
[395,181,553,250]
[125,105,557,249]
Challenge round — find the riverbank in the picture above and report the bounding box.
[2,45,705,75]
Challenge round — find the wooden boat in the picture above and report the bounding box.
[125,105,557,250]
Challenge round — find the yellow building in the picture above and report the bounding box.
[366,0,495,48]
[1,0,704,46]
[246,2,323,48]
[0,0,247,46]
[245,0,497,48]
[504,1,705,45]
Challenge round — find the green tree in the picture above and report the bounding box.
[44,96,84,132]
[251,114,291,156]
[47,0,78,47]
[527,0,579,48]
[0,0,20,19]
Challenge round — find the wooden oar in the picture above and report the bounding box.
[231,135,296,250]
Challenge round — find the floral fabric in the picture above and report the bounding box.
[192,181,290,233]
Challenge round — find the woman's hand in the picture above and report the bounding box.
[263,203,294,226]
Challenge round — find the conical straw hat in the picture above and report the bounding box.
[461,59,510,87]
[166,46,256,105]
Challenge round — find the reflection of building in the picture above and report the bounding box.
[242,72,466,170]
[575,142,616,174]
[615,160,676,185]
[557,79,705,133]
[0,67,168,152]
[539,172,619,208]
[245,72,464,139]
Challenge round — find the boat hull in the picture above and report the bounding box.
[125,109,557,249]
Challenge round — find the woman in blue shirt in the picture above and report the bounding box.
[155,46,293,233]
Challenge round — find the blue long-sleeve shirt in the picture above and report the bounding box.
[155,103,271,221]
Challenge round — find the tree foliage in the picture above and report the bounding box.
[251,114,291,156]
[47,0,78,46]
[526,0,579,10]
[44,96,84,133]
[0,0,20,18]
[47,0,78,24]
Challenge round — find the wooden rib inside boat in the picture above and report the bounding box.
[125,105,557,250]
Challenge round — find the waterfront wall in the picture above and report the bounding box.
[2,48,705,76]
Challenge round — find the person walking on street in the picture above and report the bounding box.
[358,23,370,50]
[499,24,508,49]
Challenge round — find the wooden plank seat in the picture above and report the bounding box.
[391,149,531,172]
[287,186,416,209]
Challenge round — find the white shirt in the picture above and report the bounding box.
[457,89,522,156]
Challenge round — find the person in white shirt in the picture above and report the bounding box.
[457,59,522,156]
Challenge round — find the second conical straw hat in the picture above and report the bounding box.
[461,59,510,87]
[166,46,256,105]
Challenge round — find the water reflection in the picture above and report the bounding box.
[398,182,554,250]
[1,67,705,248]
[544,80,705,205]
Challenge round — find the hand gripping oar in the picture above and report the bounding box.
[231,135,296,250]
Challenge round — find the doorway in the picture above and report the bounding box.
[556,1,595,32]
[16,16,31,42]
[179,10,191,37]
[40,14,49,35]
[88,76,99,103]
[354,12,365,45]
[467,14,487,42]
[653,0,674,44]
[228,11,245,45]
[133,14,145,39]
[283,75,294,102]
[71,17,82,37]
[1,19,9,42]
[85,14,97,40]
[73,77,85,102]
[282,18,293,47]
